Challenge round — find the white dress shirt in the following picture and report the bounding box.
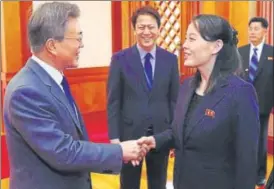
[31,55,64,91]
[249,41,264,63]
[31,55,79,120]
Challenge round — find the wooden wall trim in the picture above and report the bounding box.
[1,2,23,73]
[65,67,109,84]
[180,2,200,78]
[65,67,109,77]
[257,1,274,45]
[19,2,32,64]
[111,1,122,53]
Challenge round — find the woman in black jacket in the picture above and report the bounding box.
[137,14,259,189]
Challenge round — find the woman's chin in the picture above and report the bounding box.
[184,61,194,67]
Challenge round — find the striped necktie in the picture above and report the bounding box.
[249,48,258,82]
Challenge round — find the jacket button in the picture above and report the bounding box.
[102,169,113,174]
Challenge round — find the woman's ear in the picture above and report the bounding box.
[212,39,224,55]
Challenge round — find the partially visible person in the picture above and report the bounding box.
[266,167,274,189]
[238,16,274,187]
[3,2,147,189]
[138,14,259,189]
[107,5,179,189]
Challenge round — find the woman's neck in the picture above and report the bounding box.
[196,59,215,95]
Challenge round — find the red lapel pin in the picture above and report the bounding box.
[205,108,215,118]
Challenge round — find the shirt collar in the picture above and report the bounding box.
[31,55,63,86]
[250,41,264,52]
[136,43,156,60]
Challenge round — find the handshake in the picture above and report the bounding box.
[111,137,156,166]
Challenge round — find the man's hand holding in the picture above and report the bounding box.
[119,140,149,166]
[137,136,156,150]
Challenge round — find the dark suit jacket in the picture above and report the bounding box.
[3,59,123,189]
[155,75,260,189]
[107,45,179,141]
[238,44,274,114]
[266,167,274,189]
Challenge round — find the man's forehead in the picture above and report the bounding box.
[250,22,263,27]
[65,20,82,35]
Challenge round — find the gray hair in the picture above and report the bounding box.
[28,2,80,53]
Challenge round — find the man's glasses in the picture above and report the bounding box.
[64,36,83,43]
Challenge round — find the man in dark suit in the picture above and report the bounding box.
[266,167,274,189]
[107,6,180,189]
[3,2,146,189]
[238,17,274,186]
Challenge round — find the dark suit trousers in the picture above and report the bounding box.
[266,167,274,189]
[120,149,169,189]
[257,114,270,179]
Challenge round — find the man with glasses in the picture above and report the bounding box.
[107,5,180,189]
[3,2,147,189]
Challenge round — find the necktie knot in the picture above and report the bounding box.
[61,76,69,88]
[145,53,152,61]
[253,48,258,55]
[61,76,75,111]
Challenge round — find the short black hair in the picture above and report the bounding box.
[131,6,161,29]
[248,17,268,29]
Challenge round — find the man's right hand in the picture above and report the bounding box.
[137,136,156,150]
[110,139,120,144]
[119,140,149,166]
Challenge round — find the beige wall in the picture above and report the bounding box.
[33,1,112,68]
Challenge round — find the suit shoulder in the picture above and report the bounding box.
[238,44,249,51]
[238,44,249,48]
[5,73,45,106]
[226,75,258,104]
[157,46,177,57]
[6,66,36,92]
[180,76,194,89]
[264,44,274,51]
[264,44,274,48]
[110,48,132,68]
[111,47,132,61]
[227,75,254,90]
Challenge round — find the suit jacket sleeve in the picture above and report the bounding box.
[155,81,184,151]
[169,55,180,122]
[9,87,123,174]
[234,83,259,189]
[153,127,174,151]
[107,55,122,140]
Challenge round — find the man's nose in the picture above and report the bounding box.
[143,27,150,34]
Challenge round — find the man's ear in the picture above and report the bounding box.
[45,38,57,55]
[263,28,268,37]
[132,24,136,36]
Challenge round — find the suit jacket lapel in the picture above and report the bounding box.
[254,44,267,81]
[128,45,150,95]
[183,77,228,143]
[150,47,165,99]
[242,45,250,80]
[50,84,83,135]
[174,80,195,146]
[27,59,83,135]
